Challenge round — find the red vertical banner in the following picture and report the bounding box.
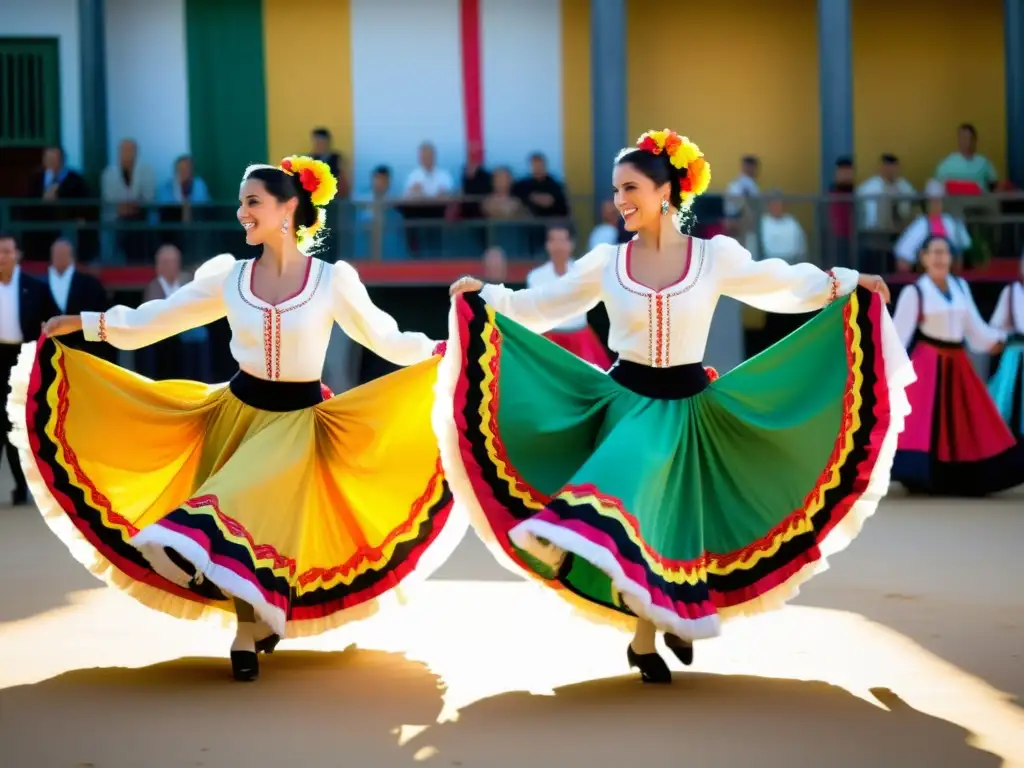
[460,0,484,164]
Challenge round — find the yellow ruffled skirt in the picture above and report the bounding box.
[8,338,464,637]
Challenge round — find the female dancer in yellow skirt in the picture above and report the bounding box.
[9,157,463,681]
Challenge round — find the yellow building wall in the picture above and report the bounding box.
[562,0,594,229]
[852,0,1006,189]
[626,0,821,194]
[262,0,354,168]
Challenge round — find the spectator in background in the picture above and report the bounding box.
[482,167,528,257]
[893,179,972,271]
[514,152,569,254]
[156,155,211,253]
[460,140,492,220]
[934,123,998,191]
[46,238,114,361]
[482,167,525,220]
[357,165,406,260]
[24,145,91,261]
[481,246,508,283]
[101,138,156,262]
[0,232,57,506]
[588,200,627,249]
[156,155,210,211]
[857,154,916,230]
[401,141,453,257]
[310,127,350,199]
[827,157,856,268]
[757,192,807,263]
[724,154,761,246]
[138,244,211,381]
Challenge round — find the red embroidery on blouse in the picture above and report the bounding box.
[98,312,107,342]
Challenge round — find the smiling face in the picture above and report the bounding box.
[612,161,670,232]
[237,177,294,248]
[921,237,953,279]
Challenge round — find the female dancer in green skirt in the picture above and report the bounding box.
[435,129,915,683]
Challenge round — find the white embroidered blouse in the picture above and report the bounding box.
[989,281,1024,335]
[81,254,439,381]
[890,274,1006,352]
[479,235,861,368]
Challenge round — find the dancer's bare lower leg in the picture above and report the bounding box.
[232,598,257,653]
[631,618,657,654]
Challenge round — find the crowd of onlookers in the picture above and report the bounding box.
[2,121,1021,274]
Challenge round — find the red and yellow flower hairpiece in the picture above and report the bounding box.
[636,129,711,207]
[277,155,339,247]
[278,155,339,208]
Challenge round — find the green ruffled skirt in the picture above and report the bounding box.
[433,288,913,639]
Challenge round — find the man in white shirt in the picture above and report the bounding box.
[100,138,156,261]
[402,142,452,257]
[0,233,58,505]
[757,194,807,264]
[856,153,917,230]
[46,239,112,360]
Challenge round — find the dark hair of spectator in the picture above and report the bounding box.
[920,234,957,256]
[742,155,759,165]
[242,165,318,232]
[546,222,575,239]
[312,127,331,140]
[881,153,899,165]
[835,156,854,168]
[372,165,391,178]
[614,145,687,210]
[958,123,977,138]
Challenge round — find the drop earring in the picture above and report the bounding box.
[281,219,289,234]
[660,200,669,215]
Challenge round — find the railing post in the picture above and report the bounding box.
[590,0,627,221]
[817,0,853,192]
[1006,0,1024,188]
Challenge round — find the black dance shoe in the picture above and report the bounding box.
[626,644,672,684]
[255,633,280,655]
[231,650,259,682]
[664,634,694,666]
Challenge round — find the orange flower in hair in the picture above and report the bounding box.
[635,129,711,206]
[277,155,338,207]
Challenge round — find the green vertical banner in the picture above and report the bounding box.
[184,0,268,200]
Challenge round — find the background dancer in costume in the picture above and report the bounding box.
[890,235,1024,495]
[437,128,912,683]
[526,224,612,369]
[12,157,462,682]
[0,233,57,507]
[987,256,1024,441]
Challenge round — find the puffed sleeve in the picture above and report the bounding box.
[478,244,608,333]
[81,253,234,350]
[890,283,920,349]
[989,284,1011,331]
[959,278,1006,353]
[712,235,859,314]
[331,260,439,365]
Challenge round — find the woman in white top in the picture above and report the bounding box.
[438,129,911,684]
[987,255,1024,441]
[890,235,1023,495]
[10,157,463,682]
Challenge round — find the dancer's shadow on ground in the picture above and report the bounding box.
[0,648,444,767]
[406,673,1000,767]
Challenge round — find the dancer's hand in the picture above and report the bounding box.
[990,341,1004,355]
[42,315,83,337]
[858,274,891,304]
[449,276,483,297]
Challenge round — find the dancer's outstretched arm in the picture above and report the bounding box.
[44,253,235,350]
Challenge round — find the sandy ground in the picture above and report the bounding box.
[0,466,1022,768]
